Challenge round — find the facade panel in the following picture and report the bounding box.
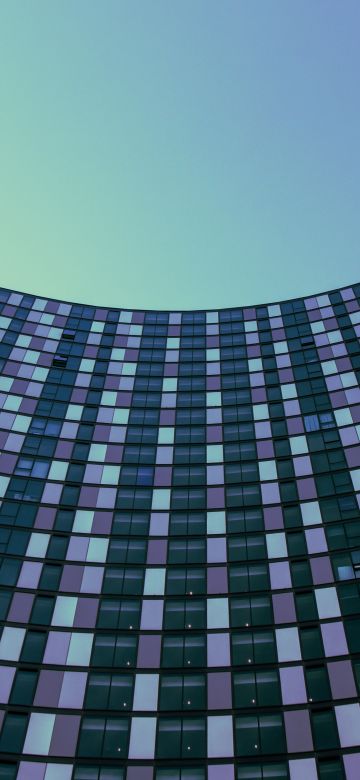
[0,284,360,778]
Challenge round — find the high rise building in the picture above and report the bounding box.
[1,283,360,780]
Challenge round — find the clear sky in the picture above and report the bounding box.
[0,1,359,310]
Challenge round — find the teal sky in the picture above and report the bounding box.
[0,1,359,310]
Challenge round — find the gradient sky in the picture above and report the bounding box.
[0,1,359,310]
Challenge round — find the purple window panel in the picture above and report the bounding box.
[208,767,234,780]
[207,537,227,563]
[284,709,313,752]
[286,417,304,435]
[41,483,63,504]
[257,440,274,459]
[207,672,232,710]
[59,671,87,709]
[345,446,360,468]
[207,487,225,509]
[92,511,112,533]
[154,467,172,486]
[269,561,291,590]
[261,482,280,505]
[78,486,99,507]
[328,660,357,699]
[343,753,360,780]
[66,537,89,562]
[60,565,84,593]
[0,665,16,704]
[140,600,163,631]
[293,456,312,477]
[280,666,307,705]
[159,409,176,425]
[207,408,222,424]
[341,428,359,446]
[84,464,103,483]
[97,487,116,509]
[8,592,34,623]
[284,399,300,417]
[156,446,173,465]
[81,566,104,594]
[272,593,297,624]
[207,566,228,594]
[207,425,223,443]
[49,714,80,757]
[18,561,42,590]
[127,769,153,780]
[43,632,71,665]
[0,453,17,473]
[305,528,328,554]
[207,633,231,667]
[137,635,162,669]
[310,556,333,585]
[147,540,168,565]
[17,763,46,780]
[335,703,360,747]
[297,477,317,500]
[34,670,63,707]
[321,621,348,657]
[35,507,56,530]
[74,598,99,628]
[264,506,284,530]
[251,388,267,403]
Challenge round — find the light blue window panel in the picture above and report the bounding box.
[315,587,341,619]
[351,469,360,491]
[0,627,25,661]
[133,674,159,711]
[281,383,297,400]
[59,671,87,709]
[79,358,95,372]
[73,510,94,533]
[23,712,56,755]
[87,537,109,563]
[113,408,129,424]
[207,511,226,535]
[334,408,352,427]
[207,391,221,407]
[44,763,73,780]
[26,532,50,558]
[206,445,223,463]
[128,717,156,759]
[81,566,104,594]
[207,348,220,362]
[207,715,233,758]
[24,349,40,364]
[0,664,16,703]
[289,435,308,455]
[33,367,48,381]
[207,598,229,629]
[65,405,83,421]
[259,460,277,481]
[152,489,171,511]
[144,568,166,596]
[52,596,77,627]
[101,391,117,406]
[122,362,136,375]
[101,466,120,485]
[12,415,31,432]
[266,532,287,559]
[0,376,13,391]
[301,501,322,526]
[48,460,69,482]
[3,395,21,411]
[248,357,263,372]
[275,627,301,662]
[91,321,105,333]
[89,443,107,462]
[163,378,177,392]
[253,403,269,420]
[335,703,360,748]
[111,348,125,360]
[66,632,93,666]
[158,427,174,444]
[0,476,10,498]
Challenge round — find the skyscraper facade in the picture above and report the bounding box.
[1,283,360,780]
